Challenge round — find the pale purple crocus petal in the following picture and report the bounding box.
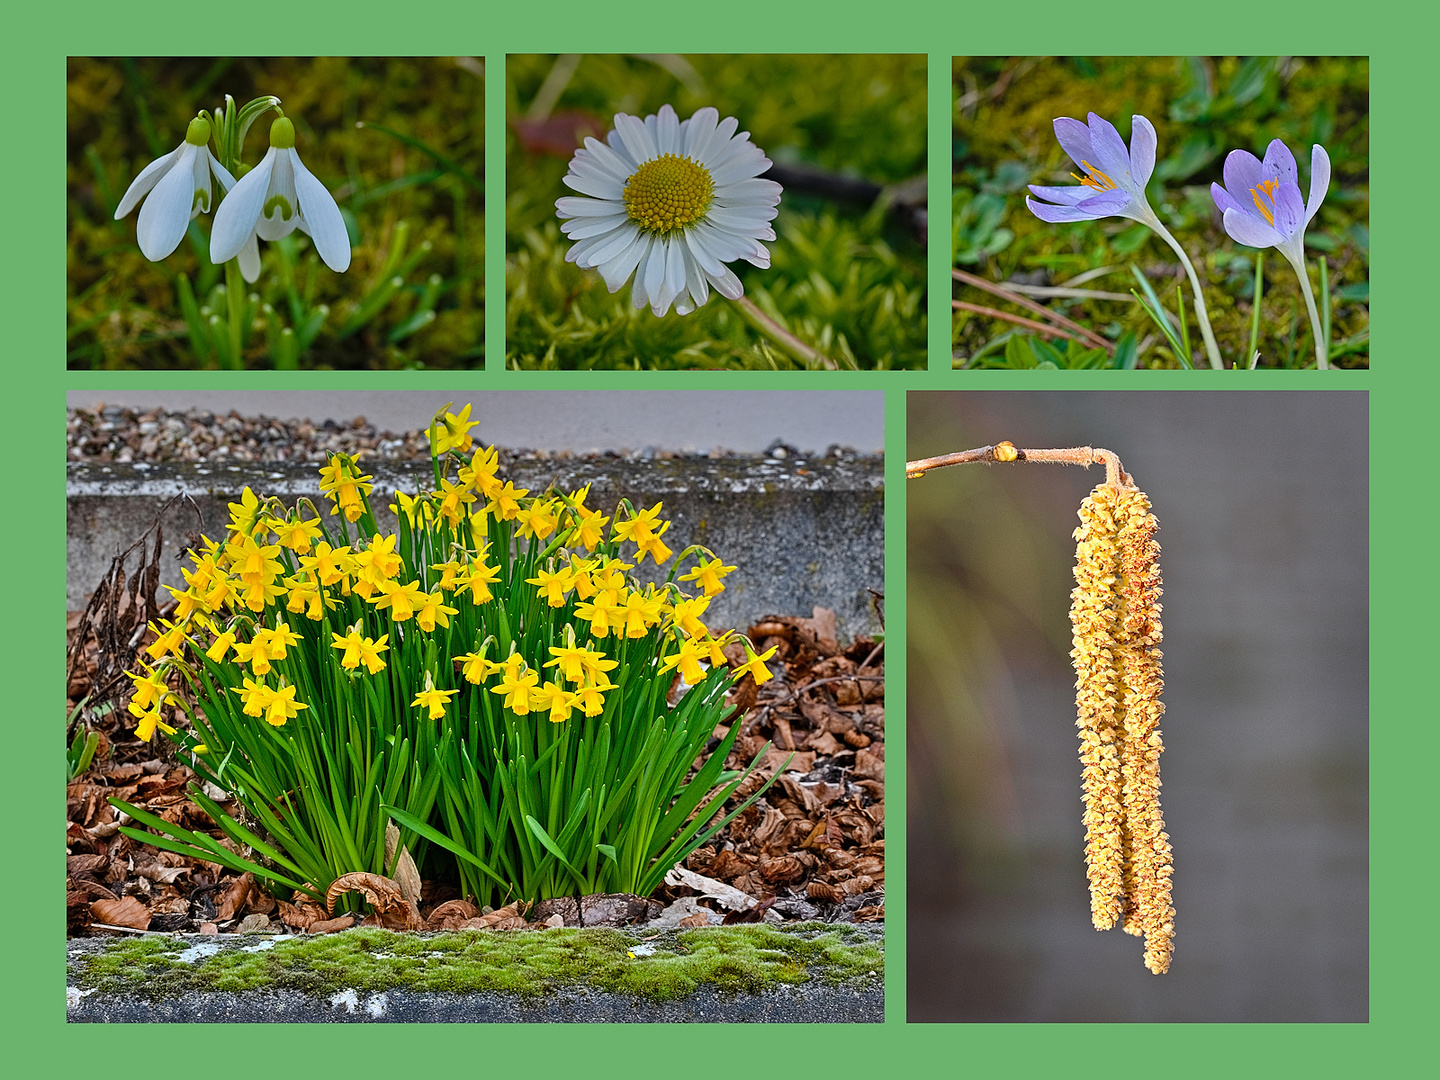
[1027,183,1100,206]
[1129,116,1158,189]
[1083,112,1136,187]
[1220,207,1283,249]
[1222,149,1265,203]
[1052,117,1097,172]
[1261,139,1298,190]
[1026,191,1130,223]
[1270,183,1306,241]
[1305,144,1331,225]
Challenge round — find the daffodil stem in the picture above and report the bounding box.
[1285,251,1329,370]
[731,295,837,370]
[907,443,1132,489]
[1147,218,1222,369]
[223,260,244,370]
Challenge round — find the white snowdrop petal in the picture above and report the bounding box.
[290,149,351,272]
[136,143,200,261]
[237,232,261,283]
[256,152,300,241]
[189,144,214,217]
[212,149,275,264]
[115,145,181,220]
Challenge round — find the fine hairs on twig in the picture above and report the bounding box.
[909,441,1175,974]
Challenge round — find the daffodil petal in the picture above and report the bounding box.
[290,149,350,272]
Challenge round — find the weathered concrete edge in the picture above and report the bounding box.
[66,982,884,1023]
[67,457,886,638]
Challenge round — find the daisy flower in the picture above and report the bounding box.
[211,116,351,277]
[555,104,782,317]
[114,116,237,264]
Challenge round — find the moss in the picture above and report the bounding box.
[71,924,883,1004]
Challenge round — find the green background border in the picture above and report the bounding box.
[16,0,1425,1068]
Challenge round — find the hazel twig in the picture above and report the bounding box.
[906,441,1132,489]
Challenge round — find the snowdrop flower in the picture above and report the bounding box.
[211,116,351,276]
[555,104,782,317]
[114,117,236,263]
[1211,139,1332,369]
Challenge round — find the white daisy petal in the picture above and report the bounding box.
[136,143,201,261]
[641,233,668,307]
[596,229,650,292]
[682,107,721,162]
[556,195,624,219]
[212,148,276,264]
[290,148,351,272]
[564,213,633,241]
[579,137,635,182]
[656,104,680,156]
[709,264,745,300]
[613,112,657,164]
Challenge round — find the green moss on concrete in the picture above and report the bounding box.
[71,924,882,1004]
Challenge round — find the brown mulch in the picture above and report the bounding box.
[65,604,883,938]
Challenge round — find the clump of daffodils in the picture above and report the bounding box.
[1070,479,1174,975]
[117,403,777,907]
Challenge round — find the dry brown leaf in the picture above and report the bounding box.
[90,896,150,930]
[309,915,355,935]
[678,912,713,928]
[215,872,253,921]
[326,871,422,930]
[236,913,271,933]
[427,899,481,930]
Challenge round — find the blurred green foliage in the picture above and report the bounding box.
[952,57,1369,369]
[507,54,927,370]
[68,57,483,369]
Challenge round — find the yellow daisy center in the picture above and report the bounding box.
[623,153,714,235]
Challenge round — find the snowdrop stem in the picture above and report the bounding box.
[222,260,244,370]
[1148,217,1223,369]
[731,295,837,370]
[1283,250,1329,370]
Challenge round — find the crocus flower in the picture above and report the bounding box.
[1026,111,1223,369]
[1211,139,1332,369]
[1210,139,1330,268]
[1025,113,1158,225]
[114,116,236,263]
[211,116,350,276]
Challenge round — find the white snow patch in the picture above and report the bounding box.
[329,988,360,1013]
[365,993,390,1017]
[177,942,222,963]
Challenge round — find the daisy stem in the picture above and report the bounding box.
[731,295,837,370]
[1147,218,1223,369]
[1286,251,1329,370]
[223,259,244,370]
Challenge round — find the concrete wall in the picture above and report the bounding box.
[67,456,884,640]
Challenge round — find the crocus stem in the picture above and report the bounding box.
[1147,217,1223,369]
[1283,251,1329,370]
[907,442,1131,489]
[223,259,244,370]
[731,294,837,370]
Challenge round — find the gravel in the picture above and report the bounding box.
[67,406,867,466]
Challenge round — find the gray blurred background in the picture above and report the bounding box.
[907,391,1367,1022]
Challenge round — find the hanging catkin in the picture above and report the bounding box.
[1070,481,1174,974]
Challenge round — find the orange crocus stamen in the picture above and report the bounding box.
[1071,160,1117,192]
[1250,178,1280,225]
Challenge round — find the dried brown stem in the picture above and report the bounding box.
[953,268,1116,354]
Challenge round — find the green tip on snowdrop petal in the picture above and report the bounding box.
[185,117,212,146]
[269,117,296,149]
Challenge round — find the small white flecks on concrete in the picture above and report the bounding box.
[177,942,222,964]
[329,989,360,1013]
